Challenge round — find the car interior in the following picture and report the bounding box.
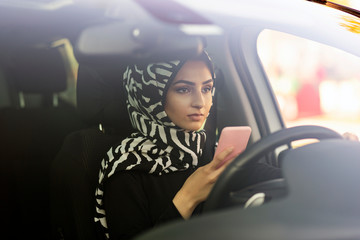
[0,31,245,238]
[0,44,86,239]
[0,2,222,237]
[0,37,219,239]
[2,1,360,240]
[0,38,320,240]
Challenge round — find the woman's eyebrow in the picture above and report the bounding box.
[173,80,195,85]
[173,79,214,86]
[203,79,214,85]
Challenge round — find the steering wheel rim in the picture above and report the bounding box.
[203,125,343,212]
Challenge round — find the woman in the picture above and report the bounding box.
[94,52,280,240]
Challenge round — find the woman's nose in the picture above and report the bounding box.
[191,90,204,108]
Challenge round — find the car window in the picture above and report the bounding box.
[54,38,79,107]
[257,29,360,146]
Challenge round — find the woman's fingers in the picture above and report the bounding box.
[215,153,238,173]
[206,152,238,184]
[211,146,234,168]
[343,132,359,141]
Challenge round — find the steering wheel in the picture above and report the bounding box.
[203,125,343,212]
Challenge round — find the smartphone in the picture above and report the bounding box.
[214,126,252,168]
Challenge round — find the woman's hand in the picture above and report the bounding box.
[342,132,359,141]
[173,146,237,219]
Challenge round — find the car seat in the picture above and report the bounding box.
[50,63,134,240]
[50,61,218,240]
[0,46,85,239]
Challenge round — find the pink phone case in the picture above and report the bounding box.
[214,126,251,168]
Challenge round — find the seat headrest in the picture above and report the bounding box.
[5,47,67,94]
[76,64,133,134]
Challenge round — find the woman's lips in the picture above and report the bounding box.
[188,114,204,121]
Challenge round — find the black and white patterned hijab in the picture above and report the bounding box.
[95,52,215,238]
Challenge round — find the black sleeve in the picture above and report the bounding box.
[104,172,150,240]
[155,201,183,225]
[104,172,183,240]
[247,162,282,186]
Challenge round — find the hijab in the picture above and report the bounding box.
[95,52,215,238]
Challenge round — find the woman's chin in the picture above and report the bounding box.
[183,124,204,132]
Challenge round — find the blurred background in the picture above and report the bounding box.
[257,0,360,140]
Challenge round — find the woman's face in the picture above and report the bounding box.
[165,60,213,131]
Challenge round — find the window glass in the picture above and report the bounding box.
[257,30,360,143]
[53,38,79,107]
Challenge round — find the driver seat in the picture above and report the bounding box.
[50,64,133,240]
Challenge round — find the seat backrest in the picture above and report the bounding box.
[50,63,134,240]
[0,46,86,239]
[51,128,123,240]
[76,64,132,134]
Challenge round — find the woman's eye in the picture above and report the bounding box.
[202,86,213,93]
[175,87,190,93]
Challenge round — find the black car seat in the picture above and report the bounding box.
[50,61,218,240]
[0,46,85,239]
[50,63,134,240]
